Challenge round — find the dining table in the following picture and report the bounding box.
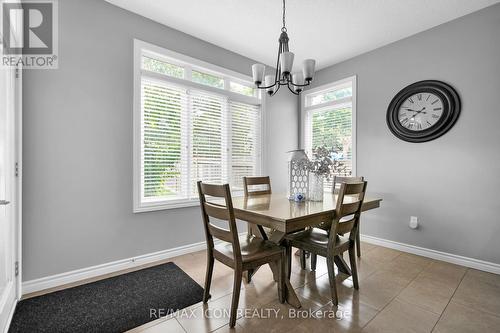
[230,192,383,308]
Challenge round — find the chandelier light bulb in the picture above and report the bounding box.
[280,52,294,76]
[303,59,316,82]
[252,63,266,85]
[264,75,275,95]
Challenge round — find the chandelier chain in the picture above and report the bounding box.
[282,0,286,30]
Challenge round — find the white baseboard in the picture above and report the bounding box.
[22,233,248,296]
[2,298,16,333]
[22,240,210,295]
[361,234,500,275]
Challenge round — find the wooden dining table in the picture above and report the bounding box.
[230,193,383,308]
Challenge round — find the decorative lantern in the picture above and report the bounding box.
[287,150,309,200]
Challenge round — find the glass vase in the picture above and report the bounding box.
[308,172,324,202]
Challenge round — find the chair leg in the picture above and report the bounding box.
[285,242,292,279]
[300,250,306,270]
[326,256,339,306]
[278,254,285,303]
[356,227,361,257]
[246,269,253,283]
[203,253,214,302]
[311,253,317,271]
[229,269,242,328]
[349,247,359,290]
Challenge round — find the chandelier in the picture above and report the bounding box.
[251,0,316,96]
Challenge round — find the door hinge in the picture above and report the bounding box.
[15,68,20,79]
[15,162,19,177]
[15,261,19,276]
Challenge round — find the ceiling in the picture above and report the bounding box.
[106,0,499,71]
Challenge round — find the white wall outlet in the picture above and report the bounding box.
[409,216,418,229]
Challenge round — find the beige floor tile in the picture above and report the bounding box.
[175,293,237,333]
[357,269,414,310]
[292,316,363,333]
[362,299,439,333]
[396,275,456,315]
[355,257,381,282]
[419,261,466,285]
[237,294,324,333]
[465,268,500,287]
[210,323,246,332]
[295,272,357,306]
[452,269,500,316]
[433,301,500,333]
[319,299,379,331]
[361,247,403,266]
[134,318,186,333]
[358,241,378,254]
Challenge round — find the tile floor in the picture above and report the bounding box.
[124,242,500,332]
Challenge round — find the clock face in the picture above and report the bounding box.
[386,80,461,143]
[398,93,444,131]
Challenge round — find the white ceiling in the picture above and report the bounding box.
[106,0,499,71]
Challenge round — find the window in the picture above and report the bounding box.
[134,40,263,212]
[302,76,356,191]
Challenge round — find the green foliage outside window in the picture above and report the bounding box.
[192,70,224,89]
[142,57,184,79]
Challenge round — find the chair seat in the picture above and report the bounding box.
[286,228,350,255]
[214,236,283,268]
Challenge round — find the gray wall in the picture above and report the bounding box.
[22,0,276,281]
[265,92,300,193]
[310,4,500,264]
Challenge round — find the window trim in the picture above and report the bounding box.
[300,75,357,177]
[133,39,265,213]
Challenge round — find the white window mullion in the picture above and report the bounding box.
[224,97,231,187]
[184,89,192,200]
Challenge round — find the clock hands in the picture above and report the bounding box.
[406,107,427,120]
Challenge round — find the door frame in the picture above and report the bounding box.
[1,64,22,333]
[14,64,22,300]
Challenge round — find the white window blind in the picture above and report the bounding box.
[230,101,261,191]
[303,77,356,191]
[135,41,263,211]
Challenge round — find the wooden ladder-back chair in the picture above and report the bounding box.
[285,181,367,305]
[197,181,285,327]
[243,176,272,197]
[309,176,365,271]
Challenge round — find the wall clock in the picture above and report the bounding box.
[386,80,461,143]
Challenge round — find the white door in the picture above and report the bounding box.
[0,64,19,332]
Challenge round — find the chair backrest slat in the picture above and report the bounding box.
[208,224,234,243]
[339,201,362,217]
[332,176,364,194]
[197,181,242,259]
[328,181,367,253]
[204,202,231,221]
[336,218,355,235]
[243,176,272,197]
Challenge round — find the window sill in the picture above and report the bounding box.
[134,191,245,213]
[134,200,200,213]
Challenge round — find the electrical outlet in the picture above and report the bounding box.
[409,216,418,229]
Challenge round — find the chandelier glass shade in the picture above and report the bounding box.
[251,0,316,96]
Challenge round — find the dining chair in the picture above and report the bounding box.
[309,175,365,271]
[285,181,367,305]
[243,176,272,197]
[197,181,285,327]
[243,176,272,240]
